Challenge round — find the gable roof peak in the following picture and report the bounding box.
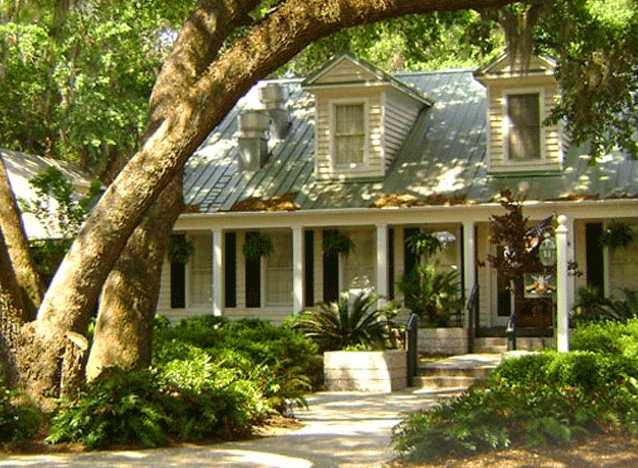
[474,51,556,82]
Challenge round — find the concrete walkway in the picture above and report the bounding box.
[0,387,461,468]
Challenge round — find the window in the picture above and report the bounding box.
[189,233,212,308]
[334,103,365,166]
[264,231,293,306]
[342,229,375,290]
[506,93,541,161]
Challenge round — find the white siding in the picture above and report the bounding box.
[609,219,638,297]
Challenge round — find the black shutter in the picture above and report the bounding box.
[245,232,261,308]
[404,227,419,276]
[323,230,339,303]
[304,230,314,307]
[388,228,395,300]
[585,223,605,295]
[170,234,186,309]
[224,232,237,308]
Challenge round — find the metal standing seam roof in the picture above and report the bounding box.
[184,70,638,213]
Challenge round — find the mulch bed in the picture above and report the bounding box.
[392,435,638,467]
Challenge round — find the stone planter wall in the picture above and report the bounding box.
[418,327,469,355]
[324,350,407,392]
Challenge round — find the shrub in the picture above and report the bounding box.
[48,368,168,449]
[295,292,386,352]
[393,351,638,461]
[571,319,638,359]
[0,369,41,442]
[572,286,638,323]
[398,264,462,326]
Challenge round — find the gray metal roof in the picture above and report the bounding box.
[185,70,638,213]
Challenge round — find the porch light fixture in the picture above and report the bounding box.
[432,231,456,245]
[539,235,556,267]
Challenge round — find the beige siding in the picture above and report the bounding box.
[609,219,638,297]
[476,223,492,327]
[236,231,246,308]
[156,258,171,315]
[314,59,377,84]
[223,308,291,325]
[384,90,421,168]
[393,226,404,302]
[487,79,563,173]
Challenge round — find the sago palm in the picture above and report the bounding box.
[296,292,386,351]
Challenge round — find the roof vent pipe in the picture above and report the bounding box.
[259,83,290,140]
[237,110,269,171]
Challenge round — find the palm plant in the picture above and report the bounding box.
[398,264,463,327]
[573,286,638,323]
[296,292,386,351]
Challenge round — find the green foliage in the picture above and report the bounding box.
[600,221,635,249]
[398,264,463,327]
[393,351,638,461]
[168,235,194,264]
[321,230,354,257]
[0,370,41,442]
[573,287,638,323]
[406,231,442,261]
[571,319,638,359]
[242,233,274,261]
[48,368,168,449]
[295,292,386,352]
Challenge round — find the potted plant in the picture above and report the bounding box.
[242,232,274,261]
[296,292,407,392]
[322,230,354,257]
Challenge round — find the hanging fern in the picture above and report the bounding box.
[601,221,634,249]
[168,235,194,264]
[243,232,274,261]
[322,230,354,257]
[406,231,442,261]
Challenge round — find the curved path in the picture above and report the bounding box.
[1,387,460,467]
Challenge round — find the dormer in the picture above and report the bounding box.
[302,54,431,180]
[475,53,563,174]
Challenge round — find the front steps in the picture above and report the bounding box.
[416,354,501,391]
[473,336,553,353]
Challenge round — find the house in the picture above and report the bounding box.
[1,148,93,240]
[156,53,638,349]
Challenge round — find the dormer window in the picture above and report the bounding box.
[506,92,542,161]
[332,100,368,169]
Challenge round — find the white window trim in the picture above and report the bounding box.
[260,232,293,308]
[502,87,546,163]
[329,97,371,172]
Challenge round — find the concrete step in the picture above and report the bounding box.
[415,375,479,389]
[474,337,552,353]
[420,364,493,379]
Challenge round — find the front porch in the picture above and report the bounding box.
[157,203,638,344]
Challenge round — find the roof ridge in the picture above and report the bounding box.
[394,68,474,77]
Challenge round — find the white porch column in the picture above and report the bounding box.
[556,215,569,352]
[292,226,304,314]
[463,221,476,328]
[211,229,224,317]
[376,224,389,305]
[212,229,224,317]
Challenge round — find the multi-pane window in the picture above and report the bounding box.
[265,231,293,306]
[189,233,212,308]
[342,229,375,290]
[334,103,365,166]
[507,93,541,160]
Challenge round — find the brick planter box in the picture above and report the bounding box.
[418,327,469,355]
[323,350,407,392]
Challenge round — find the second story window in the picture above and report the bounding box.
[334,103,365,167]
[506,93,541,161]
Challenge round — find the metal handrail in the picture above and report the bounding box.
[466,283,479,353]
[405,313,419,386]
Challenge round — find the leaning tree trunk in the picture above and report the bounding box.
[20,0,514,403]
[85,177,183,380]
[0,156,44,319]
[0,229,27,385]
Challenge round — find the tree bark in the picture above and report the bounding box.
[24,0,514,401]
[0,156,44,319]
[0,229,26,386]
[85,177,183,380]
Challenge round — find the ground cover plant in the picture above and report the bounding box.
[392,343,638,461]
[45,317,317,449]
[0,366,41,443]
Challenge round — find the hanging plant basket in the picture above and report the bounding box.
[322,230,354,257]
[601,221,634,249]
[406,231,442,260]
[243,232,274,261]
[169,235,194,264]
